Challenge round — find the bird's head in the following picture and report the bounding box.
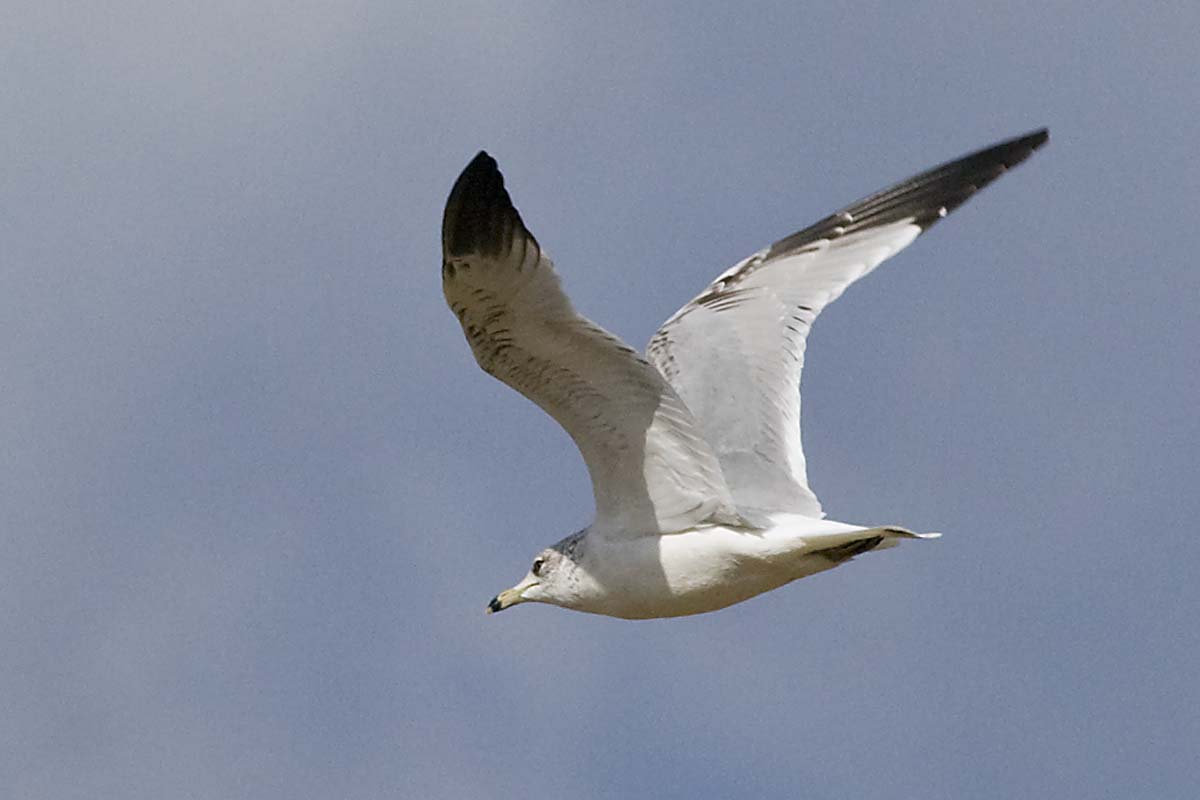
[486,546,574,614]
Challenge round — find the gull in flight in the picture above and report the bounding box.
[443,129,1048,619]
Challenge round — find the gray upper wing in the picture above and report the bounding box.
[443,152,741,535]
[647,129,1049,517]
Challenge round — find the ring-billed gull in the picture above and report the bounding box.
[442,129,1048,619]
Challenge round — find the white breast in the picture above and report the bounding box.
[578,516,868,618]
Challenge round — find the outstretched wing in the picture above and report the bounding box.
[647,129,1049,518]
[443,152,740,535]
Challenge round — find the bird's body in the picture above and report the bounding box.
[442,129,1048,619]
[544,516,935,619]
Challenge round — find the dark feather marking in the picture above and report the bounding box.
[814,535,885,563]
[442,151,540,261]
[764,129,1047,263]
[697,129,1048,301]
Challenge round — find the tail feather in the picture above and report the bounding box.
[811,526,942,560]
[868,526,943,552]
[814,535,885,562]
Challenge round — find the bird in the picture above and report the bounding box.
[442,129,1048,619]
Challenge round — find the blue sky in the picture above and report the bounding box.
[5,2,1199,798]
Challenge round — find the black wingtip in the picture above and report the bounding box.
[909,126,1049,228]
[442,151,534,259]
[1025,128,1050,148]
[466,150,496,173]
[763,127,1050,260]
[981,127,1050,170]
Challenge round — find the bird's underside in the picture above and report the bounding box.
[442,129,1048,618]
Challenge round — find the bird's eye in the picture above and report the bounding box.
[531,558,545,576]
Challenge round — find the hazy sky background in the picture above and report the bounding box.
[5,2,1199,798]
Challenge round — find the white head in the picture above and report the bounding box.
[487,535,586,614]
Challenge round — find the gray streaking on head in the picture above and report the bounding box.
[442,129,1049,619]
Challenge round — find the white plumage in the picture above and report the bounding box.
[443,129,1048,619]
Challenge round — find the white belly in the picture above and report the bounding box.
[580,515,874,619]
